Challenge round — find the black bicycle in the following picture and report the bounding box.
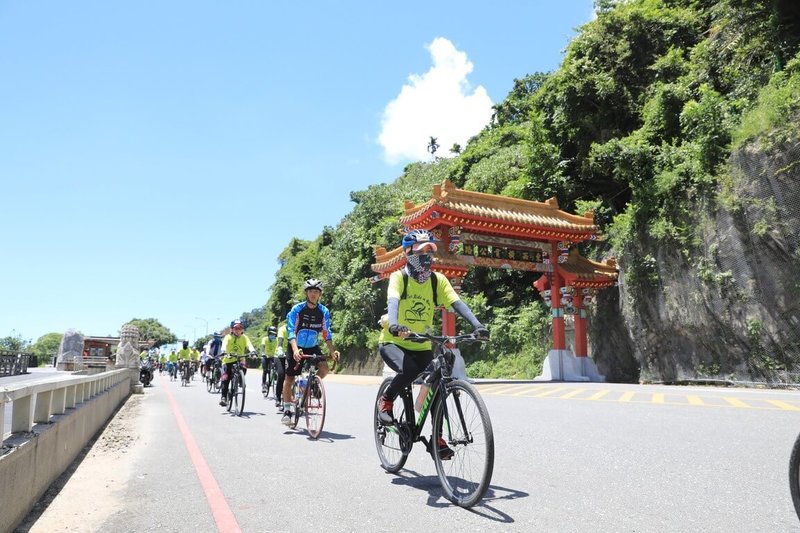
[288,354,335,439]
[373,332,494,508]
[206,359,221,393]
[790,431,800,520]
[225,359,247,416]
[262,355,278,399]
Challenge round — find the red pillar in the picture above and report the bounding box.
[551,243,566,350]
[574,292,587,357]
[441,308,457,336]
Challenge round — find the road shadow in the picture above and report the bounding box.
[387,468,527,523]
[282,428,355,441]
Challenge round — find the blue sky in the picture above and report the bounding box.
[0,0,594,344]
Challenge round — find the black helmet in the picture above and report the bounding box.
[268,326,277,335]
[303,278,323,291]
[182,340,189,348]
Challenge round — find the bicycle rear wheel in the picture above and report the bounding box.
[431,379,494,508]
[304,375,326,439]
[373,378,409,473]
[206,370,214,393]
[790,431,800,520]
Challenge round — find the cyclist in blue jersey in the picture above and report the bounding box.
[281,278,340,425]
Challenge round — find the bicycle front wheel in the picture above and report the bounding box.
[790,431,800,520]
[373,378,409,473]
[206,371,214,393]
[431,379,494,508]
[304,375,326,439]
[234,371,246,416]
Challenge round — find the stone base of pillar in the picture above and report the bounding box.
[535,349,605,382]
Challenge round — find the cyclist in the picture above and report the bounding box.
[281,279,340,425]
[177,340,192,381]
[261,326,279,395]
[219,320,256,407]
[204,332,223,375]
[376,229,488,457]
[274,321,288,409]
[168,349,178,380]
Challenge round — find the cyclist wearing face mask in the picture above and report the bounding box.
[377,229,489,457]
[261,325,279,394]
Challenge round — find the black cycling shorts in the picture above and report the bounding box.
[285,345,324,377]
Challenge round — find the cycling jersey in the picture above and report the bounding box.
[261,336,278,356]
[221,334,255,364]
[286,301,332,349]
[385,268,459,351]
[177,348,192,360]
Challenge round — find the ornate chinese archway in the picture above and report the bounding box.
[371,179,618,381]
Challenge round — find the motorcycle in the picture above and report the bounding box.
[139,360,154,387]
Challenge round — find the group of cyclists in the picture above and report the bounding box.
[144,230,489,448]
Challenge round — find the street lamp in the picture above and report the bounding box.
[195,317,209,337]
[196,316,220,337]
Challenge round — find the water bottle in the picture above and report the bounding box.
[296,377,306,400]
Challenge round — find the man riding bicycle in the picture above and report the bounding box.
[281,278,340,425]
[219,320,256,407]
[261,325,279,395]
[377,229,489,458]
[177,340,193,381]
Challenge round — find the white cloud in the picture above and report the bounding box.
[378,37,493,164]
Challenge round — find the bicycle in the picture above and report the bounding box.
[789,431,800,520]
[287,354,335,439]
[223,356,248,416]
[262,355,278,399]
[206,359,222,394]
[373,332,494,508]
[180,361,191,386]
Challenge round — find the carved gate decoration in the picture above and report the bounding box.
[371,179,618,381]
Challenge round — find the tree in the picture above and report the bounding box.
[0,331,30,352]
[30,333,63,364]
[450,143,462,155]
[123,318,177,348]
[427,136,440,159]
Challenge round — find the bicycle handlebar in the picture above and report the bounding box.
[292,353,337,372]
[405,332,488,344]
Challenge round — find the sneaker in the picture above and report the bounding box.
[281,412,293,425]
[377,397,394,425]
[277,404,284,412]
[275,399,281,407]
[437,437,454,460]
[219,399,227,407]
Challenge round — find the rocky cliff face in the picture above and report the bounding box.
[592,137,800,383]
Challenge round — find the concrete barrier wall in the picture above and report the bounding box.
[0,372,132,533]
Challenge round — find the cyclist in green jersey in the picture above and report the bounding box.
[260,326,279,394]
[177,340,192,380]
[219,320,256,407]
[377,229,489,457]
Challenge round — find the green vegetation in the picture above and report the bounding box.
[245,0,800,378]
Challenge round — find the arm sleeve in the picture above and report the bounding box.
[286,307,298,341]
[322,306,333,342]
[451,300,483,329]
[387,297,400,327]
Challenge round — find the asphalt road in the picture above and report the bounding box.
[17,370,800,532]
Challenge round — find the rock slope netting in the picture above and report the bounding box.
[592,138,800,384]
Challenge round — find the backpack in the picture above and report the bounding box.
[400,271,438,307]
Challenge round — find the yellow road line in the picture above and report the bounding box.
[482,384,525,395]
[559,388,587,399]
[767,400,800,411]
[723,397,751,408]
[588,390,610,401]
[652,393,665,404]
[687,395,705,406]
[533,387,569,398]
[618,391,635,402]
[512,387,542,396]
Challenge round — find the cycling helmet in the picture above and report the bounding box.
[182,340,189,348]
[230,319,244,330]
[268,326,278,335]
[401,229,437,253]
[212,331,222,338]
[303,278,323,291]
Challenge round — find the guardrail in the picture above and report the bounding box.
[0,354,31,377]
[1,368,131,440]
